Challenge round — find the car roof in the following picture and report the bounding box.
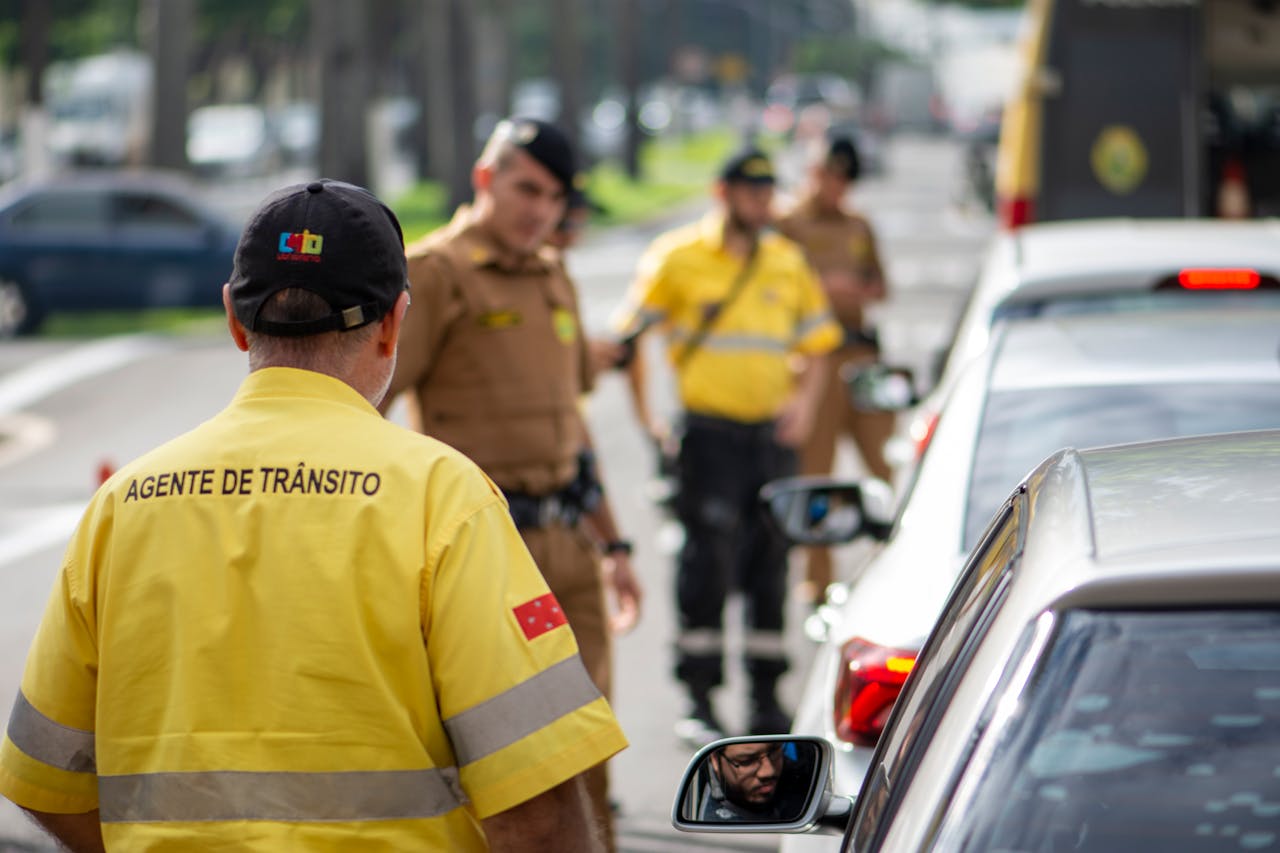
[986,306,1280,391]
[0,169,202,208]
[1004,218,1280,292]
[1015,429,1280,612]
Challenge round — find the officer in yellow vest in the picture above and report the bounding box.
[0,179,627,851]
[381,118,641,850]
[615,148,842,745]
[775,135,894,605]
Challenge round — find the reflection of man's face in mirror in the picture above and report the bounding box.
[712,742,785,811]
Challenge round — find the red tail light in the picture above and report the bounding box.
[1176,268,1261,290]
[998,194,1034,229]
[833,637,917,746]
[909,410,939,461]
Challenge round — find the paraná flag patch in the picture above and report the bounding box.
[514,592,568,640]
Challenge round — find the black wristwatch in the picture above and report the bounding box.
[603,539,633,556]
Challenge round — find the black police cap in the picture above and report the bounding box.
[719,147,776,185]
[497,117,577,193]
[824,136,862,182]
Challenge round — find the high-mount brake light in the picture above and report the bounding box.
[998,195,1033,230]
[1177,268,1261,290]
[833,637,918,746]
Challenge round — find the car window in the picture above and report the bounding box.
[114,192,203,230]
[942,608,1280,852]
[7,191,111,230]
[997,288,1280,322]
[964,383,1280,550]
[849,492,1024,850]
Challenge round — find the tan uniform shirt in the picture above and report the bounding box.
[387,207,592,495]
[775,196,884,332]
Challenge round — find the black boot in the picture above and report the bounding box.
[748,680,791,735]
[674,688,726,748]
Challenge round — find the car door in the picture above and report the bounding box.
[845,489,1026,851]
[110,188,227,309]
[2,187,118,311]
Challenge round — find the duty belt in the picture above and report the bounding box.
[506,489,581,530]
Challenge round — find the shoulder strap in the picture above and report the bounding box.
[675,241,759,368]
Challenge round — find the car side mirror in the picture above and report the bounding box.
[673,736,851,837]
[844,363,918,412]
[760,476,894,545]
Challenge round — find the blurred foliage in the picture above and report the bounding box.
[42,307,225,339]
[0,0,308,75]
[0,0,138,66]
[792,35,906,86]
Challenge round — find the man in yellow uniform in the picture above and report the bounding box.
[775,135,893,606]
[381,118,640,850]
[615,148,842,744]
[0,179,627,852]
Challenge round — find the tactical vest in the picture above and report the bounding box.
[412,238,585,496]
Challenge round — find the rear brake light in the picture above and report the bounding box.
[909,410,939,460]
[833,637,917,746]
[998,194,1034,229]
[1176,268,1261,290]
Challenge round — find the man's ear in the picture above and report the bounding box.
[473,163,493,193]
[223,284,250,352]
[378,290,410,357]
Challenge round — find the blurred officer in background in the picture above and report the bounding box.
[0,179,626,851]
[775,135,893,606]
[615,148,841,745]
[381,118,641,850]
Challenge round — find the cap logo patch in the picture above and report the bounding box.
[277,229,325,262]
[742,158,772,178]
[514,592,568,640]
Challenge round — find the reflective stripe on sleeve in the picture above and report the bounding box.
[99,767,466,823]
[793,311,837,342]
[443,655,601,767]
[7,691,96,774]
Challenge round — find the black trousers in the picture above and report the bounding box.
[673,413,797,693]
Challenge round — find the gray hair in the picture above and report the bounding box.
[244,288,379,374]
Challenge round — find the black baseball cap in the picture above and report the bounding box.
[824,136,862,182]
[496,117,576,193]
[720,147,776,185]
[228,179,408,337]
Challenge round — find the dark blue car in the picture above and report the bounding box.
[0,171,241,336]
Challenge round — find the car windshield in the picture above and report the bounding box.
[964,383,1280,549]
[946,608,1280,852]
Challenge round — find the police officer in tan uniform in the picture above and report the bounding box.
[381,118,640,851]
[775,135,894,605]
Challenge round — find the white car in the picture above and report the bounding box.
[781,305,1280,851]
[677,428,1280,850]
[903,218,1280,468]
[187,104,279,178]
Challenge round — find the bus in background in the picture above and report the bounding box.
[996,0,1280,229]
